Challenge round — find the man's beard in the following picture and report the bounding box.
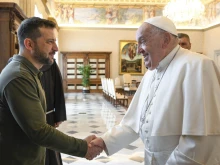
[32,45,53,65]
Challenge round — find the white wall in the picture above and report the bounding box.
[203,25,220,60]
[58,28,142,81]
[58,27,204,81]
[177,30,204,53]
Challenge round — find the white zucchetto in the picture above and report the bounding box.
[144,16,177,36]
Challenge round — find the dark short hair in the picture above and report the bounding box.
[17,17,56,48]
[177,33,190,41]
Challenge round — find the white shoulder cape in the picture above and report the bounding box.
[121,48,220,136]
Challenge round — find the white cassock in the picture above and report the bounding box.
[102,45,220,165]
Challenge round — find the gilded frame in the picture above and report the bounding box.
[119,40,144,75]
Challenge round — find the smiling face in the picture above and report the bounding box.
[32,27,58,65]
[136,23,166,70]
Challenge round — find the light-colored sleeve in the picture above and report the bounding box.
[166,135,220,165]
[101,124,139,156]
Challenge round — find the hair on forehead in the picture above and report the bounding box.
[17,17,56,48]
[140,23,166,37]
[149,24,166,34]
[177,33,190,40]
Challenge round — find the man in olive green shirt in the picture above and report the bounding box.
[0,17,102,165]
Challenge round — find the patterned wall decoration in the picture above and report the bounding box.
[73,7,143,25]
[51,0,220,28]
[53,3,163,27]
[53,0,169,5]
[174,0,220,28]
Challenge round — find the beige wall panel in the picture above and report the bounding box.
[58,28,138,79]
[58,28,205,80]
[177,30,204,53]
[203,25,220,60]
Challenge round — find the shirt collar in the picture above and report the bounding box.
[13,55,41,76]
[156,45,180,72]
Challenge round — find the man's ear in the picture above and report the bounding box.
[24,38,34,50]
[162,32,171,49]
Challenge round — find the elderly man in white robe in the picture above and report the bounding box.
[90,16,220,164]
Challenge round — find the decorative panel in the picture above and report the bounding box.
[62,51,111,92]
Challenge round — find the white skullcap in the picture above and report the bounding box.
[144,16,177,36]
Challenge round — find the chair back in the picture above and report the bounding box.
[123,73,132,87]
[115,77,121,86]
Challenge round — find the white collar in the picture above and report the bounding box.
[156,45,180,72]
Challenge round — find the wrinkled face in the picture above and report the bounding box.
[32,27,58,65]
[136,23,164,70]
[178,37,191,50]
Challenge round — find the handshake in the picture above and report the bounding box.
[84,135,105,160]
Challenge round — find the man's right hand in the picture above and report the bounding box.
[84,135,103,160]
[89,137,106,149]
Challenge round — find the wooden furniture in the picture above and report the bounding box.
[123,73,137,95]
[0,2,27,72]
[101,78,128,108]
[61,51,111,93]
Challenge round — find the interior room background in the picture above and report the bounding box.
[1,0,220,82]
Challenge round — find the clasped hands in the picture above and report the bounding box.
[84,135,105,160]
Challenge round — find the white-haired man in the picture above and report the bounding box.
[90,16,220,164]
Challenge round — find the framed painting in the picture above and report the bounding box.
[119,40,144,75]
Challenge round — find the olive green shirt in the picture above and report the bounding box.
[0,55,87,165]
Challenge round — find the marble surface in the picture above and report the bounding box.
[58,93,144,165]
